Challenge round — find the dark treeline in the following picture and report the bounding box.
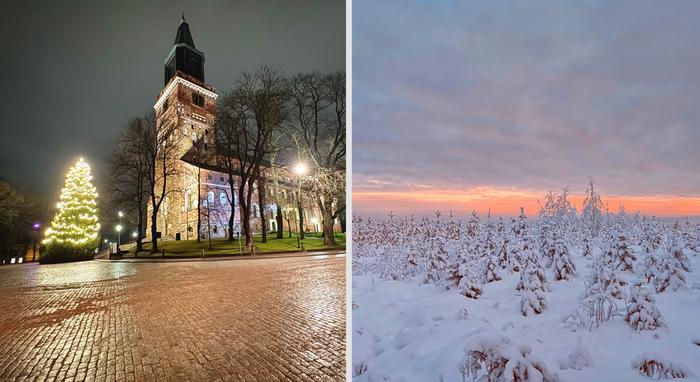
[0,180,45,263]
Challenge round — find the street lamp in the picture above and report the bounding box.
[116,224,122,254]
[132,231,137,240]
[294,162,306,245]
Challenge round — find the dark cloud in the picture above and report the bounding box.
[0,0,344,199]
[353,0,700,198]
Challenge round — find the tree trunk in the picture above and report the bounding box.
[239,183,254,251]
[257,177,267,244]
[321,201,337,246]
[228,176,236,241]
[297,203,305,240]
[276,204,283,239]
[150,202,159,253]
[136,202,144,253]
[340,213,346,233]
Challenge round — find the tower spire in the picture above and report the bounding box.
[181,12,185,23]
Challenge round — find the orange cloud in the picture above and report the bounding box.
[352,187,700,218]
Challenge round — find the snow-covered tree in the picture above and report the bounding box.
[655,252,687,293]
[518,237,548,316]
[552,236,576,281]
[467,210,480,238]
[578,254,625,329]
[582,178,604,233]
[516,235,549,292]
[626,285,665,331]
[582,237,592,258]
[42,157,100,263]
[484,233,502,283]
[458,263,483,299]
[608,234,637,272]
[424,236,449,285]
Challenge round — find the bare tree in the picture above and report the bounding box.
[108,117,151,252]
[287,71,346,245]
[145,113,180,254]
[216,66,287,250]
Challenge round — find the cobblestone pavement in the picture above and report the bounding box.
[0,254,346,381]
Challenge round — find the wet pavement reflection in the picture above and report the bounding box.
[0,255,345,381]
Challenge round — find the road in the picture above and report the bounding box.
[0,254,346,381]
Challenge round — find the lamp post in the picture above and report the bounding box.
[31,223,41,262]
[115,224,123,254]
[294,163,306,246]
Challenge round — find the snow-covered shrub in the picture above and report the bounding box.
[559,337,592,370]
[457,307,470,320]
[518,243,548,316]
[582,237,592,258]
[668,238,691,272]
[467,210,480,238]
[655,254,687,293]
[459,334,560,382]
[424,237,449,285]
[632,352,693,379]
[497,237,511,270]
[577,256,624,329]
[516,237,549,292]
[609,234,637,272]
[457,263,483,299]
[626,285,665,331]
[641,250,662,288]
[483,236,502,283]
[552,236,576,281]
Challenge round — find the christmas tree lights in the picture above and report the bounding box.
[43,158,100,258]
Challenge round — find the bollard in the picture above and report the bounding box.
[161,248,165,257]
[201,250,204,258]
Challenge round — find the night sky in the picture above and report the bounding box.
[353,0,700,217]
[0,0,345,202]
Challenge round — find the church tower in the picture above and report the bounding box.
[150,14,218,241]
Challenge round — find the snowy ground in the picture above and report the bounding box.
[352,248,700,381]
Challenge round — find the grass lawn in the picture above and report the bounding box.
[132,232,345,258]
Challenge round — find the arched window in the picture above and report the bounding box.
[253,203,260,218]
[281,189,287,199]
[207,191,215,205]
[220,192,227,206]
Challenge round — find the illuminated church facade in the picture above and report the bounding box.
[146,15,334,241]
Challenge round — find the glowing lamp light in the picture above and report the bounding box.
[294,163,306,175]
[118,211,124,218]
[104,239,109,243]
[132,231,137,238]
[32,223,41,230]
[115,224,123,232]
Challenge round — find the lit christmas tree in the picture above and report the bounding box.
[42,157,100,262]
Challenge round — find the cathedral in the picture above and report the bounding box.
[146,15,336,241]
